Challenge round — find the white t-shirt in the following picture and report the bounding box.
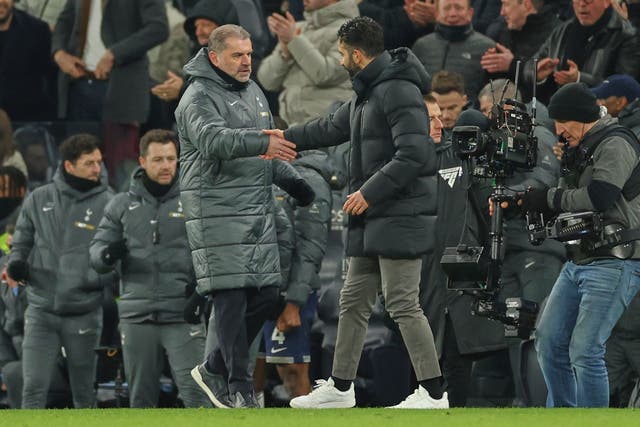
[82,0,107,72]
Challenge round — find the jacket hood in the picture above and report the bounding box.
[128,167,180,202]
[304,0,359,29]
[183,0,238,42]
[183,48,250,91]
[294,150,335,184]
[53,163,110,200]
[353,48,431,97]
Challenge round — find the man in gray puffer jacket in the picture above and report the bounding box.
[175,24,312,408]
[6,134,114,408]
[90,129,210,408]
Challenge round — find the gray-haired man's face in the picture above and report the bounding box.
[208,37,253,82]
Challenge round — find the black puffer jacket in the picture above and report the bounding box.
[285,48,437,259]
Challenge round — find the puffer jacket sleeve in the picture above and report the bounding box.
[284,100,351,150]
[181,94,270,160]
[286,180,331,306]
[359,82,431,205]
[8,194,36,264]
[272,160,303,190]
[90,196,125,274]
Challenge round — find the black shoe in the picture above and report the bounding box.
[233,391,260,408]
[190,363,231,408]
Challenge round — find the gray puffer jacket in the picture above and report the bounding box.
[90,168,193,323]
[9,168,115,315]
[176,49,297,294]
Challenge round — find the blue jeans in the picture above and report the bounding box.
[535,259,640,407]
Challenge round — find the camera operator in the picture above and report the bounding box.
[483,82,566,406]
[522,82,640,407]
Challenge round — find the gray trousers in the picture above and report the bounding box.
[332,257,441,381]
[21,306,102,409]
[119,322,211,408]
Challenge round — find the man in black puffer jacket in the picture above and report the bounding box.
[270,17,447,409]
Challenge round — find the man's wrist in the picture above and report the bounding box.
[53,49,66,62]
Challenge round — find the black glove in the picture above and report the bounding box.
[102,239,128,265]
[7,260,29,282]
[289,179,316,207]
[184,290,206,324]
[520,188,554,217]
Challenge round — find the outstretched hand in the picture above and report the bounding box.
[262,129,297,161]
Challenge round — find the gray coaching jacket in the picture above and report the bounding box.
[176,48,300,295]
[9,168,115,315]
[90,168,193,323]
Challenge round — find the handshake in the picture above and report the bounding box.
[261,129,297,162]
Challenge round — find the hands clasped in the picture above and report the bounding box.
[262,129,297,161]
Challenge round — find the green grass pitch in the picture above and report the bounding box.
[0,408,638,427]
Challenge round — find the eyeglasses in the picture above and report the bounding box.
[572,0,595,4]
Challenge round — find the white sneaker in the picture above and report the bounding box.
[388,386,449,409]
[256,391,265,408]
[289,378,355,409]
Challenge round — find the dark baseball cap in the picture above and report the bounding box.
[591,74,640,103]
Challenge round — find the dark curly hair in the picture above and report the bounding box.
[59,134,101,163]
[337,17,384,58]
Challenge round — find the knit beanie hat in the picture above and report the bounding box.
[548,83,600,123]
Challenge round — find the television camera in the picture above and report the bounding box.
[440,61,541,339]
